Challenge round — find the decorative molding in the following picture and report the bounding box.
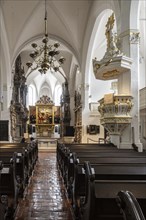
[129,32,140,44]
[119,29,140,44]
[140,87,146,110]
[98,94,133,135]
[92,13,133,81]
[78,83,89,91]
[36,95,53,104]
[74,90,82,143]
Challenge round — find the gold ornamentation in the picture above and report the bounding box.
[98,95,133,134]
[105,13,115,49]
[130,32,140,44]
[104,13,122,58]
[103,70,119,79]
[36,95,53,104]
[92,13,134,81]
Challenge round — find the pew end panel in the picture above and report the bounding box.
[80,165,146,220]
[117,191,146,220]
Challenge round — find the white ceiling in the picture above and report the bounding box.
[1,0,92,64]
[1,0,93,98]
[1,0,145,101]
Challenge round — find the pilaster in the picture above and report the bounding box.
[119,30,143,151]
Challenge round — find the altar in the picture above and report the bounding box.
[37,136,59,151]
[28,95,61,140]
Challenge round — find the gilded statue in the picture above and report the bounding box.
[105,13,115,49]
[105,13,121,58]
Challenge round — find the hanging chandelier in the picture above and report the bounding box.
[26,0,65,74]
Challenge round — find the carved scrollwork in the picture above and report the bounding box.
[75,90,81,108]
[36,95,53,104]
[10,55,29,140]
[129,32,140,44]
[92,13,133,81]
[98,94,133,135]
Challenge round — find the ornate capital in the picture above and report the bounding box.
[129,32,140,44]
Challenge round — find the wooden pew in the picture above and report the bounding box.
[0,141,38,220]
[117,191,145,220]
[0,162,18,219]
[78,161,146,220]
[0,141,38,170]
[0,201,6,220]
[57,142,146,219]
[57,142,118,168]
[63,151,146,191]
[0,151,26,197]
[0,194,9,220]
[57,142,136,164]
[0,141,38,175]
[0,149,30,185]
[0,141,38,180]
[57,142,137,183]
[57,142,146,196]
[0,161,3,170]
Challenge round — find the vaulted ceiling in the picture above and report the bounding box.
[1,0,145,102]
[1,0,93,97]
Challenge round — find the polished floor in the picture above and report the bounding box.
[15,152,74,220]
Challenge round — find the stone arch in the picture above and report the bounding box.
[0,7,12,109]
[81,0,121,109]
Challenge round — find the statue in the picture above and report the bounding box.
[105,13,122,58]
[105,13,115,49]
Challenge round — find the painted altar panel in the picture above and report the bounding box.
[29,106,36,124]
[28,96,61,137]
[36,104,54,125]
[35,103,55,136]
[54,106,60,124]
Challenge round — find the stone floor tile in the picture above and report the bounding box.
[15,152,74,220]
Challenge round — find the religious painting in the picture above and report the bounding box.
[54,106,60,124]
[37,105,53,124]
[87,125,100,135]
[29,106,36,124]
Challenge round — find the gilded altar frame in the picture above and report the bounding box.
[35,103,55,136]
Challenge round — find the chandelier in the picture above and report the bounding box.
[26,0,65,74]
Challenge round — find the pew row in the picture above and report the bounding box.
[60,150,146,194]
[0,141,38,220]
[78,161,146,220]
[117,191,145,220]
[57,142,146,220]
[57,142,139,185]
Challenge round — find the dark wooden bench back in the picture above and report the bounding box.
[117,191,146,220]
[79,161,146,220]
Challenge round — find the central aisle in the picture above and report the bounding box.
[15,152,74,220]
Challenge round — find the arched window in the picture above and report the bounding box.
[27,84,36,106]
[55,85,62,106]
